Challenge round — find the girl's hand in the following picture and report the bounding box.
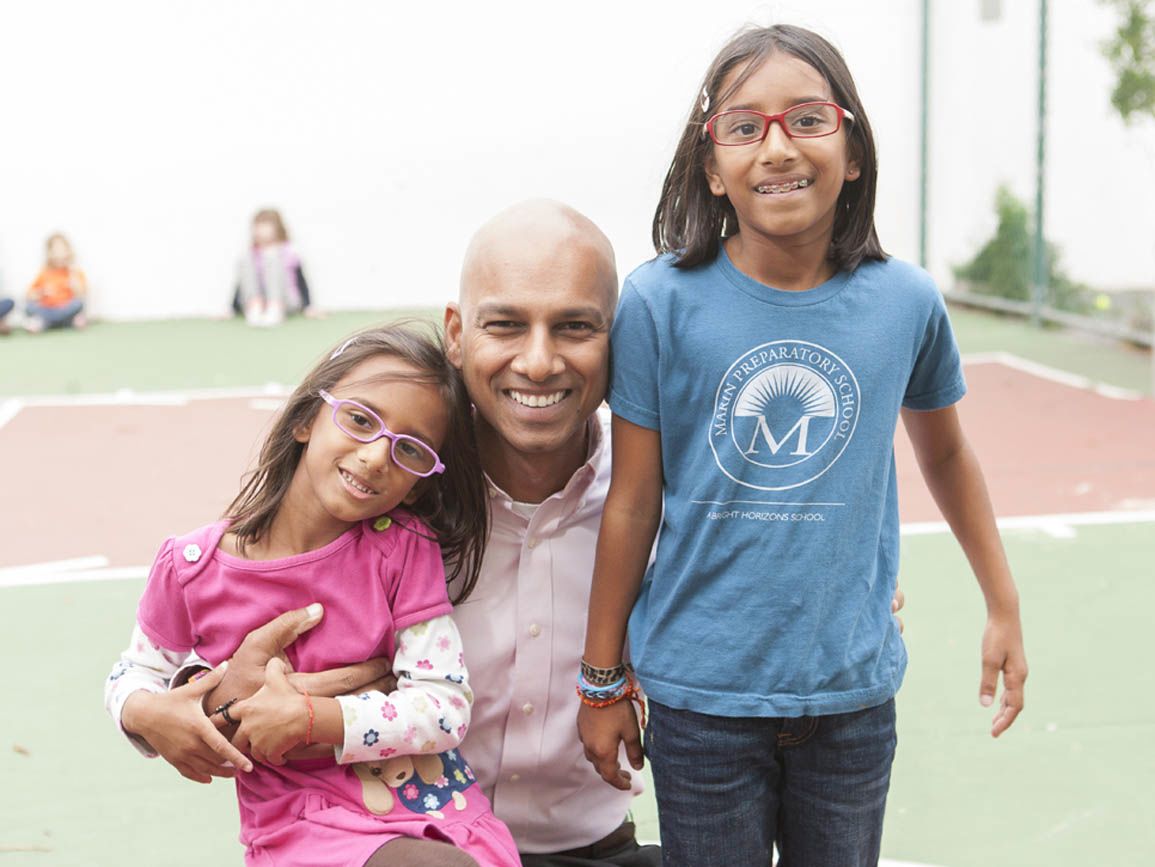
[231,659,310,766]
[980,612,1028,737]
[577,700,644,791]
[121,663,254,783]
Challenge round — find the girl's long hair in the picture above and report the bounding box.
[653,24,886,272]
[224,320,489,604]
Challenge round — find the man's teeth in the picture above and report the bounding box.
[757,178,810,194]
[509,390,566,408]
[341,469,375,494]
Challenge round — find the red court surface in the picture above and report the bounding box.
[1,360,1153,571]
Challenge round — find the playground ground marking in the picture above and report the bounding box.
[901,508,1155,538]
[0,398,22,431]
[7,509,1153,588]
[2,351,1142,412]
[962,351,1145,400]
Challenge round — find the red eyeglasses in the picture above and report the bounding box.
[705,102,855,146]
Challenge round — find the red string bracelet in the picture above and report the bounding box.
[303,691,315,746]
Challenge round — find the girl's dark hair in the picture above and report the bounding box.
[225,320,489,604]
[653,24,886,272]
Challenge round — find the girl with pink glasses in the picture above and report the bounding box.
[106,322,518,867]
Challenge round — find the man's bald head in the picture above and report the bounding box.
[445,200,618,498]
[459,199,617,313]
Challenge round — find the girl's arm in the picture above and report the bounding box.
[232,614,471,766]
[902,404,1028,737]
[105,622,253,781]
[578,415,663,790]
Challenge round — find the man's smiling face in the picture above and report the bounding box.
[446,202,616,471]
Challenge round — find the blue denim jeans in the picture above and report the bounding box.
[27,299,84,328]
[645,698,896,867]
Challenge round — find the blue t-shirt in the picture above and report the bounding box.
[609,249,966,717]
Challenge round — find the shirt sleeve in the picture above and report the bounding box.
[335,614,472,764]
[903,290,967,411]
[607,280,663,430]
[104,621,191,757]
[136,537,198,652]
[388,520,453,631]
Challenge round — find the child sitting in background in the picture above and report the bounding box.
[25,232,87,332]
[0,296,14,335]
[233,208,315,326]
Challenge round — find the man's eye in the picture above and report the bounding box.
[484,320,521,331]
[559,321,594,333]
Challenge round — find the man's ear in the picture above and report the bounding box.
[444,303,464,368]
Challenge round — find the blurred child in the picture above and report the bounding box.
[26,233,87,332]
[0,296,14,335]
[234,208,314,326]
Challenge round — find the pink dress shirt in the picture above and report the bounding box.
[449,412,644,854]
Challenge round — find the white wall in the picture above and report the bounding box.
[928,0,1155,291]
[0,0,1149,320]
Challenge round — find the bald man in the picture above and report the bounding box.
[442,201,660,865]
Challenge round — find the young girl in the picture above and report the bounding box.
[577,24,1028,866]
[25,232,87,332]
[105,323,519,867]
[234,208,313,326]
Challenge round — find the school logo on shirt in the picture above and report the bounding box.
[710,340,860,490]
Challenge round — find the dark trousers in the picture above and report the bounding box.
[519,822,661,867]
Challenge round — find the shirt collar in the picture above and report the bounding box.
[484,410,606,509]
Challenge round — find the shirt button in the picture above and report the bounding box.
[510,773,521,782]
[182,544,201,563]
[529,624,542,638]
[527,538,538,549]
[522,702,534,715]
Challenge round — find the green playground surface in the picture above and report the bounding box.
[1,307,1152,865]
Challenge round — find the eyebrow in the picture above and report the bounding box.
[725,97,831,112]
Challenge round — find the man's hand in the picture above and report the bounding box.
[204,604,390,713]
[231,659,311,766]
[577,700,644,791]
[121,663,253,783]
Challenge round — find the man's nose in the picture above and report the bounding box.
[511,328,565,381]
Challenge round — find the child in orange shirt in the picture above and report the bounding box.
[26,233,87,332]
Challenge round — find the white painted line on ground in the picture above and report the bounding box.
[249,398,286,411]
[0,398,23,430]
[0,555,110,577]
[902,509,1155,537]
[0,565,148,588]
[962,351,1144,400]
[7,509,1153,587]
[9,382,292,408]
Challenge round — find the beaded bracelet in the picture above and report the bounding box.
[576,668,647,728]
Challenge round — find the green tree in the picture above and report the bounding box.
[1101,0,1155,122]
[955,186,1088,311]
